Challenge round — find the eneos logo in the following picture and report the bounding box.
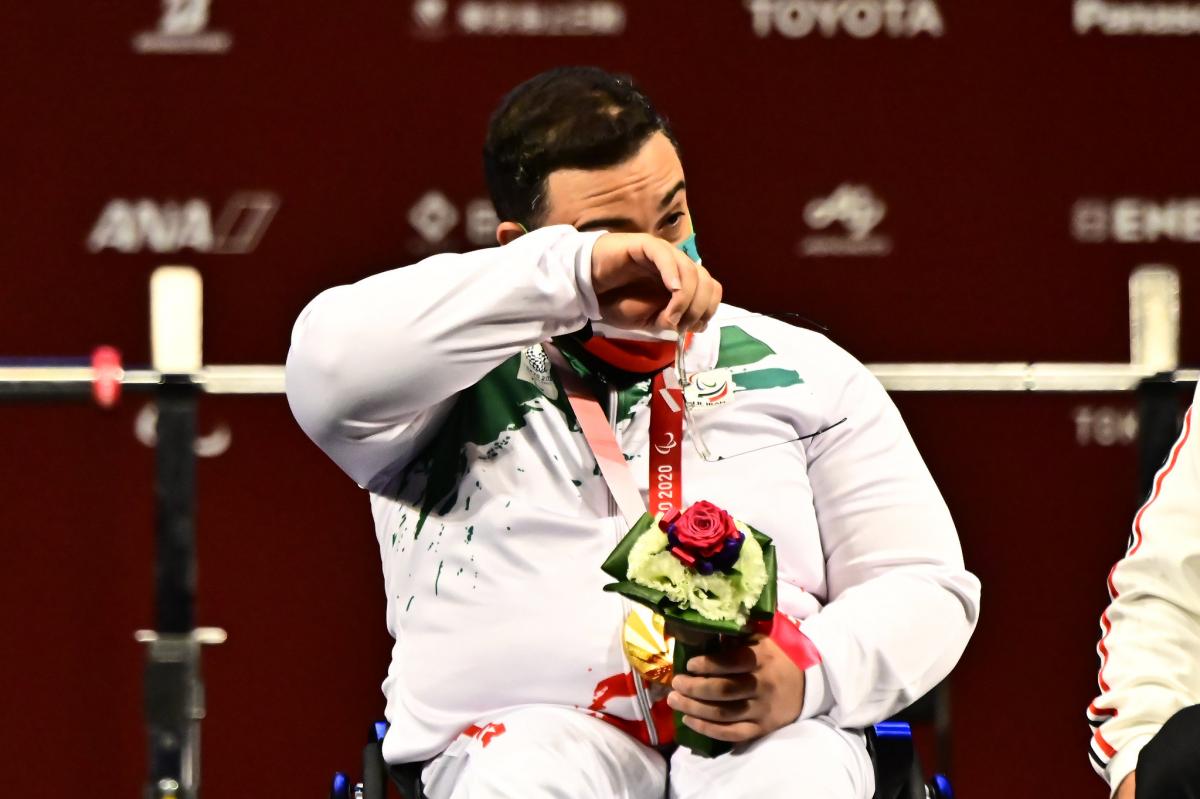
[1072,197,1200,243]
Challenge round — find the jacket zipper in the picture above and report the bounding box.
[608,384,659,747]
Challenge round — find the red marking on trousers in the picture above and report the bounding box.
[589,672,637,711]
[588,673,675,746]
[461,722,507,747]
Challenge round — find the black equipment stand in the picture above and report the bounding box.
[135,375,226,799]
[1136,375,1195,501]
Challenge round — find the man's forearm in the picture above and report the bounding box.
[285,225,602,486]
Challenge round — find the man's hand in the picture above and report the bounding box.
[590,233,722,333]
[1115,772,1135,799]
[667,635,805,743]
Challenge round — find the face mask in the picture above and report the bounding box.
[677,230,701,264]
[579,229,702,371]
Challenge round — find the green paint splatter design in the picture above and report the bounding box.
[715,326,775,368]
[733,368,804,391]
[389,353,578,539]
[615,380,651,425]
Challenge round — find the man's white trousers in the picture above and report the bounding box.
[419,705,875,798]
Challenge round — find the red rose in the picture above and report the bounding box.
[674,501,737,557]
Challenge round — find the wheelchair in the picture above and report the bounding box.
[330,718,955,799]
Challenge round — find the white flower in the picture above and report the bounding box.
[625,518,768,626]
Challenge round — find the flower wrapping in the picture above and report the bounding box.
[601,502,778,757]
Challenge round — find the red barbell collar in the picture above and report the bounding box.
[91,345,122,409]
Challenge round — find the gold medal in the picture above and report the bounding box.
[622,606,674,685]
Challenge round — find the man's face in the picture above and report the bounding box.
[540,131,691,246]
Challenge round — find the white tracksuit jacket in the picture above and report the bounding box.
[1090,382,1199,793]
[285,225,982,765]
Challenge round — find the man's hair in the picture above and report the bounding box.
[483,66,678,227]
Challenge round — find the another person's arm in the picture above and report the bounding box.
[1090,385,1199,796]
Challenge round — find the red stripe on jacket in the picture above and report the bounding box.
[1091,407,1193,740]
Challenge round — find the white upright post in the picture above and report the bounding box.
[1129,265,1180,374]
[150,266,204,374]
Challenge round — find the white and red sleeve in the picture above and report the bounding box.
[1089,383,1200,794]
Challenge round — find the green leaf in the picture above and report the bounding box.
[662,606,746,636]
[673,638,734,757]
[600,513,658,580]
[747,525,778,620]
[602,580,667,608]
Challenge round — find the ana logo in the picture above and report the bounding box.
[654,432,679,455]
[799,184,892,257]
[133,0,232,54]
[407,191,500,253]
[1074,0,1200,35]
[87,192,278,254]
[1072,197,1200,243]
[684,369,734,408]
[413,1,625,37]
[746,0,944,38]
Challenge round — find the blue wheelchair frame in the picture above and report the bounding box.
[331,719,954,799]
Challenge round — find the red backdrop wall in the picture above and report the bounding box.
[2,2,1198,796]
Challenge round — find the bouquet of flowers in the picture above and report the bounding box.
[601,500,777,756]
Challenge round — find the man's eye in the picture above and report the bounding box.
[663,212,685,228]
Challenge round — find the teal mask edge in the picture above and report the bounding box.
[678,231,701,263]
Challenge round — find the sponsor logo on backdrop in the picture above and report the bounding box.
[136,403,232,457]
[1074,0,1200,35]
[407,190,499,254]
[1072,406,1138,446]
[412,0,625,37]
[799,184,892,257]
[746,0,944,38]
[1072,197,1200,243]
[133,0,232,54]
[87,192,279,254]
[414,0,451,29]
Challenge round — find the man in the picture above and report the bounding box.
[1090,382,1199,799]
[286,67,980,798]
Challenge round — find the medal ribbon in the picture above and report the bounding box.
[648,371,684,517]
[543,345,683,524]
[544,344,822,680]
